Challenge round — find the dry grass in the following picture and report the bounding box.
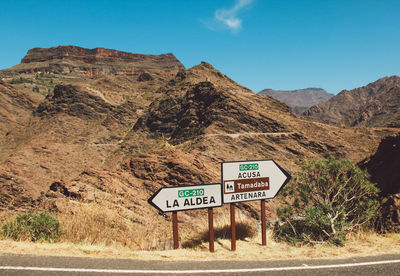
[56,202,173,250]
[0,231,399,261]
[1,205,399,261]
[57,203,136,248]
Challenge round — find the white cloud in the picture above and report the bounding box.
[213,0,254,33]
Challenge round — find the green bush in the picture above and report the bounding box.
[274,157,379,246]
[1,212,60,242]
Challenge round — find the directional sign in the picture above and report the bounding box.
[148,184,222,213]
[222,160,291,203]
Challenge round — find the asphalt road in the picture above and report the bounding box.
[0,253,400,276]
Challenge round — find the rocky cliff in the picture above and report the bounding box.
[3,45,184,77]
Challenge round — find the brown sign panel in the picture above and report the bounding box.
[224,177,270,194]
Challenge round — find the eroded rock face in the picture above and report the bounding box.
[35,84,137,127]
[134,82,288,144]
[304,76,400,128]
[0,80,35,135]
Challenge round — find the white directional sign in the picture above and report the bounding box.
[222,160,291,203]
[148,184,222,212]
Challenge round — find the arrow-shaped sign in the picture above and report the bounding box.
[148,184,222,213]
[222,160,291,203]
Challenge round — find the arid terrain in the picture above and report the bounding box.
[0,46,399,249]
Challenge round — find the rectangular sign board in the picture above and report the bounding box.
[222,160,291,203]
[148,183,222,213]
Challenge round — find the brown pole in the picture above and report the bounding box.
[172,211,179,249]
[230,203,236,251]
[261,199,266,246]
[208,208,215,253]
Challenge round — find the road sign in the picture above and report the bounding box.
[148,184,222,213]
[222,160,291,203]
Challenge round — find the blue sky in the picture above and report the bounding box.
[0,0,399,94]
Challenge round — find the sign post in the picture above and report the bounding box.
[261,199,266,246]
[172,211,179,249]
[148,183,222,251]
[208,208,214,252]
[222,160,291,249]
[230,203,236,251]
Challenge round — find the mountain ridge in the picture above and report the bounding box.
[258,87,333,115]
[304,76,400,127]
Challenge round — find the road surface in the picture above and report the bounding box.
[0,253,399,275]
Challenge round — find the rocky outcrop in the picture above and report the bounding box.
[134,81,288,144]
[258,88,333,115]
[304,76,400,127]
[35,84,137,127]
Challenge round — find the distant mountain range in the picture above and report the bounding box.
[258,88,333,115]
[304,76,400,128]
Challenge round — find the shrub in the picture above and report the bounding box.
[32,86,40,93]
[1,212,60,242]
[274,157,379,246]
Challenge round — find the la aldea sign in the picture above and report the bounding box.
[148,159,291,252]
[148,184,222,213]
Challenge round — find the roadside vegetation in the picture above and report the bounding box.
[1,212,60,242]
[0,157,398,257]
[274,157,379,246]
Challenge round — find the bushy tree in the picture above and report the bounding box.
[274,157,379,245]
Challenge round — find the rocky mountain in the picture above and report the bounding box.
[304,76,400,127]
[0,45,184,108]
[258,88,333,115]
[4,45,184,77]
[0,46,398,248]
